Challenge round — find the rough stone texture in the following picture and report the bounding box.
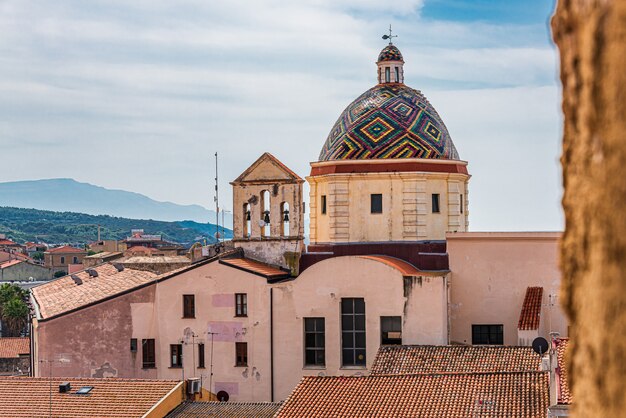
[551,1,626,416]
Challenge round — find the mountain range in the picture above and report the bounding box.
[0,178,233,227]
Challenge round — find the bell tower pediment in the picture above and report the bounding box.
[232,152,304,185]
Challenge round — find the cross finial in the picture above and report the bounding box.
[382,24,397,45]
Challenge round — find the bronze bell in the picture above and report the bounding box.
[245,210,251,221]
[263,211,270,224]
[283,210,290,222]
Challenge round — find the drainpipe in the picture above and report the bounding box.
[270,287,274,402]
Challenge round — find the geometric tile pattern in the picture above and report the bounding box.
[319,84,459,161]
[378,44,404,62]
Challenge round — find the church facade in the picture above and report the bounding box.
[31,42,567,403]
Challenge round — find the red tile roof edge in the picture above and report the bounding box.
[518,286,544,330]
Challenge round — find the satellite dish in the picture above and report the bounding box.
[532,337,549,355]
[217,390,229,402]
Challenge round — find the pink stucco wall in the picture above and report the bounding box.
[447,232,568,346]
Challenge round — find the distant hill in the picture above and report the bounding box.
[0,207,232,246]
[0,178,233,227]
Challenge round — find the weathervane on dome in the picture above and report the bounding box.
[382,24,397,45]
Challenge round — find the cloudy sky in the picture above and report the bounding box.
[0,0,563,231]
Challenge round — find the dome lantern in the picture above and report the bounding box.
[377,26,404,84]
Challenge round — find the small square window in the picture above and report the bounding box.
[235,293,247,317]
[321,195,327,215]
[371,194,383,214]
[236,342,248,367]
[432,194,440,213]
[183,294,195,318]
[472,324,503,345]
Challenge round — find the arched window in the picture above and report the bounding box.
[243,203,251,238]
[261,190,271,237]
[280,202,290,237]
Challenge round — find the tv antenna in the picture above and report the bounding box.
[382,24,397,45]
[214,152,220,243]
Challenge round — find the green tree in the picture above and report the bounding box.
[32,251,44,261]
[0,283,29,337]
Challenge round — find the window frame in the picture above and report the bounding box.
[460,194,464,214]
[130,338,137,353]
[432,193,440,213]
[370,194,383,214]
[235,342,248,367]
[303,317,326,368]
[471,324,504,345]
[170,344,183,368]
[321,195,327,215]
[235,293,248,317]
[198,343,205,368]
[142,339,156,369]
[182,294,195,318]
[385,67,390,83]
[341,298,366,367]
[380,316,402,345]
[60,256,65,265]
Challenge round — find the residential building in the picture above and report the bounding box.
[43,246,87,274]
[0,337,29,376]
[0,259,53,282]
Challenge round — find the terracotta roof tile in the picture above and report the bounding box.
[0,377,181,417]
[518,287,543,330]
[357,255,444,276]
[168,401,283,417]
[0,259,23,269]
[0,338,30,358]
[125,246,157,253]
[219,257,289,280]
[554,338,572,405]
[32,263,158,320]
[371,345,542,375]
[276,372,550,418]
[0,239,18,246]
[46,246,86,254]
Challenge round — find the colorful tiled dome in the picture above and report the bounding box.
[378,45,403,62]
[318,84,459,161]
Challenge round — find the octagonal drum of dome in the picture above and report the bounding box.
[318,84,460,161]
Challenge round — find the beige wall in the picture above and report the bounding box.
[308,161,469,244]
[447,232,568,346]
[273,256,448,400]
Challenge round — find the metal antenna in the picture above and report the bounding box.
[381,24,398,45]
[214,152,220,243]
[207,331,218,396]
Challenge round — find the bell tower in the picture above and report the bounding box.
[230,153,305,273]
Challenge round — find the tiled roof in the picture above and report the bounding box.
[0,239,19,246]
[46,246,86,254]
[0,259,23,269]
[219,257,289,280]
[357,255,437,276]
[32,263,158,320]
[276,372,549,418]
[0,377,181,418]
[167,401,283,417]
[125,246,157,253]
[371,345,541,375]
[518,287,543,330]
[554,338,572,405]
[122,256,191,264]
[0,338,30,358]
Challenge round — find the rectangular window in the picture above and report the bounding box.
[432,193,440,213]
[235,342,248,367]
[341,298,366,366]
[60,256,65,264]
[130,338,137,353]
[198,343,205,368]
[371,194,383,214]
[304,318,325,367]
[385,67,390,83]
[235,293,247,317]
[395,67,399,82]
[170,344,183,368]
[142,339,156,368]
[460,194,464,214]
[321,195,327,215]
[472,324,504,345]
[72,257,78,264]
[380,316,402,345]
[183,294,195,318]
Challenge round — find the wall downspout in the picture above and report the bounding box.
[270,287,274,402]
